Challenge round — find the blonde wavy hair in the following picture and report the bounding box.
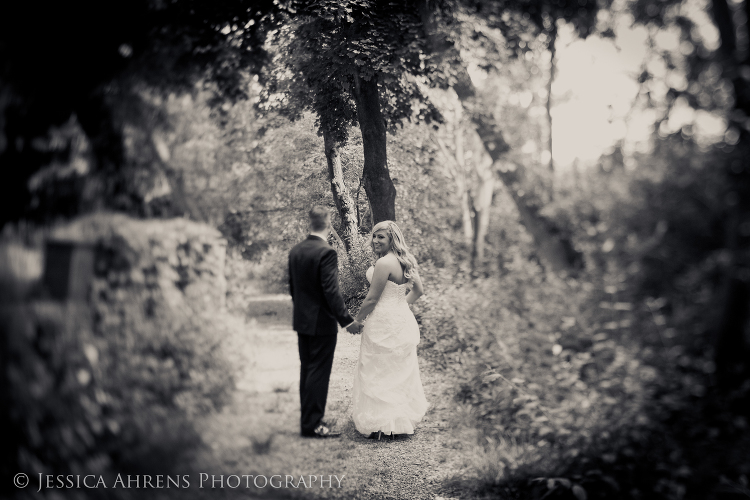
[371,220,419,281]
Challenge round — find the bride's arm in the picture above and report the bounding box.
[406,271,423,305]
[354,259,390,322]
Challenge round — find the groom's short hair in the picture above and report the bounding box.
[309,206,330,231]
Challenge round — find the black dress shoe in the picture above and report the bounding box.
[302,424,341,438]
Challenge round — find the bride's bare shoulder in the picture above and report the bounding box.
[375,253,400,268]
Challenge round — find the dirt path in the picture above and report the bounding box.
[189,296,481,500]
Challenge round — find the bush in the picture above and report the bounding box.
[413,257,650,484]
[224,244,290,313]
[2,215,237,499]
[426,133,750,498]
[338,234,373,308]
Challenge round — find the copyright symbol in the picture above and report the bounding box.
[14,473,29,488]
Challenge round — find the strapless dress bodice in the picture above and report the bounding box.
[366,265,407,304]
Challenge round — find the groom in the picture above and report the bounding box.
[288,206,362,438]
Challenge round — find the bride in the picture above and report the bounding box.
[350,221,429,439]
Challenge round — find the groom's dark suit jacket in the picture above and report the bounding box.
[288,235,354,336]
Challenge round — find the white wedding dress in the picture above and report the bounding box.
[351,266,428,435]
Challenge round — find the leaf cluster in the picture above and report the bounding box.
[259,0,443,142]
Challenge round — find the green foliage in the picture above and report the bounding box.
[338,234,373,308]
[425,124,749,498]
[2,217,237,497]
[0,0,273,228]
[459,0,601,41]
[414,259,650,479]
[5,304,227,482]
[261,0,442,145]
[543,133,740,356]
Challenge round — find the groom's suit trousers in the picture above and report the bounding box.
[297,333,338,435]
[288,235,354,435]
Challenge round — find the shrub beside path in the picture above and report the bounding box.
[187,295,484,500]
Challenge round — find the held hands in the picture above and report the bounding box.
[346,321,363,334]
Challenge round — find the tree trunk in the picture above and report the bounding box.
[420,2,578,274]
[434,122,496,271]
[323,128,359,251]
[451,126,474,245]
[471,174,494,270]
[433,133,473,244]
[711,0,736,56]
[706,0,750,390]
[715,275,750,389]
[351,72,397,223]
[546,23,556,175]
[75,93,126,212]
[460,184,474,245]
[713,192,750,390]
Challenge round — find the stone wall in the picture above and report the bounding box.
[2,213,235,483]
[50,213,227,314]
